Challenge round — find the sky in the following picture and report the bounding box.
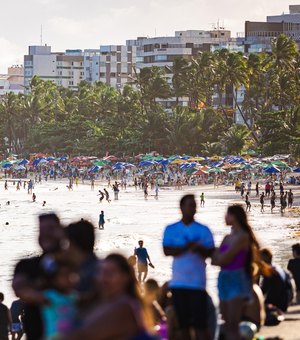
[0,0,298,73]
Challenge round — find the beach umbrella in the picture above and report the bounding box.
[47,157,55,161]
[112,164,125,171]
[158,159,170,165]
[15,165,26,171]
[103,155,118,161]
[293,167,300,173]
[39,159,48,164]
[186,167,197,174]
[32,159,41,166]
[2,163,12,169]
[208,168,225,173]
[138,161,157,167]
[193,169,208,175]
[125,163,135,168]
[240,164,252,170]
[18,159,29,165]
[93,160,108,166]
[264,166,280,174]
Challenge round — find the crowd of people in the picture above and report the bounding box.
[0,193,298,340]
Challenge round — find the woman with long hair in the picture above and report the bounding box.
[212,205,261,340]
[66,254,154,340]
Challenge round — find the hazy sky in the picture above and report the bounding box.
[0,0,297,72]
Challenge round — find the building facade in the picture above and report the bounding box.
[24,46,84,91]
[0,65,24,96]
[84,45,136,89]
[245,4,300,52]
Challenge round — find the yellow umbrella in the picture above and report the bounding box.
[171,159,186,164]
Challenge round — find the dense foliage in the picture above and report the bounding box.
[0,35,299,158]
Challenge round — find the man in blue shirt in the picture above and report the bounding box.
[135,240,153,282]
[163,194,215,340]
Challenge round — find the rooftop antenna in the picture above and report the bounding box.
[40,24,43,45]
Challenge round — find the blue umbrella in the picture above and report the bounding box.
[15,165,26,171]
[293,167,300,173]
[2,163,12,169]
[113,164,125,171]
[18,159,29,165]
[32,159,41,165]
[158,159,170,165]
[138,161,157,167]
[47,157,55,161]
[264,166,280,174]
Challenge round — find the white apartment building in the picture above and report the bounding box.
[267,5,300,24]
[24,46,84,91]
[84,45,136,89]
[126,29,233,109]
[0,65,24,96]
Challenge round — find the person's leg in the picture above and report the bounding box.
[172,289,192,340]
[224,298,244,340]
[142,266,148,281]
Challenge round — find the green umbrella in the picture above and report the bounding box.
[186,167,197,174]
[208,167,225,173]
[93,160,109,166]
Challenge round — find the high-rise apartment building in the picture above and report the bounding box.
[24,46,84,91]
[245,4,300,52]
[84,45,136,89]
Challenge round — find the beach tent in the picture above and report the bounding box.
[264,166,280,174]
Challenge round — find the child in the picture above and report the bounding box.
[41,259,78,339]
[25,257,78,340]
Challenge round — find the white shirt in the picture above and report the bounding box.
[163,220,214,290]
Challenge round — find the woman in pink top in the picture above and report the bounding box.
[212,205,260,340]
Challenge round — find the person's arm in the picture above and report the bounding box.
[146,250,152,264]
[163,245,189,257]
[190,243,215,259]
[211,234,248,266]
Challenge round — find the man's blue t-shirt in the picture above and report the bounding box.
[135,247,149,264]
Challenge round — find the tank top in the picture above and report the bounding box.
[220,244,248,271]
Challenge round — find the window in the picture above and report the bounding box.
[154,55,167,61]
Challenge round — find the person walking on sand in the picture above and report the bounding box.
[200,192,205,207]
[260,192,265,213]
[32,193,36,202]
[135,240,154,282]
[144,183,148,200]
[163,194,215,340]
[4,180,8,190]
[0,292,12,340]
[98,211,105,230]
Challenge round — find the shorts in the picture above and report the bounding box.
[218,269,252,301]
[171,288,208,330]
[11,323,23,332]
[137,263,148,273]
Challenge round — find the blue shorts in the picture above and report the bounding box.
[218,268,252,301]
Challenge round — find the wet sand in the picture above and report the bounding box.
[0,180,299,306]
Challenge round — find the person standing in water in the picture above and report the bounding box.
[288,189,294,209]
[270,191,276,213]
[260,192,265,213]
[104,188,111,203]
[245,193,251,212]
[98,211,105,230]
[98,190,105,203]
[200,193,205,207]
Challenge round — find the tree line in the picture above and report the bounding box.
[0,34,299,158]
